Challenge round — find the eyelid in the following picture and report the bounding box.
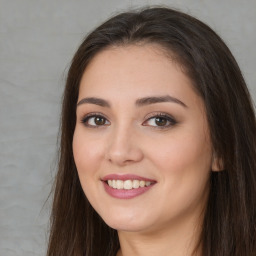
[80,112,110,127]
[144,111,174,119]
[143,112,177,128]
[80,111,177,129]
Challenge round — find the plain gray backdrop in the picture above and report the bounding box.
[0,0,255,255]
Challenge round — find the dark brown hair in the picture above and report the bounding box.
[47,7,256,256]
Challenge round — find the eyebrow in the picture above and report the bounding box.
[77,95,187,108]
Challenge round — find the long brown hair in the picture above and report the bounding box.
[47,7,256,256]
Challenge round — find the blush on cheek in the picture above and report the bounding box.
[155,137,211,175]
[73,136,105,181]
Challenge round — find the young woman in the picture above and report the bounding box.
[47,7,256,256]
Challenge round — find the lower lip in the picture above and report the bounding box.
[102,181,155,199]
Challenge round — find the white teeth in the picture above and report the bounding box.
[124,180,133,189]
[107,179,153,190]
[116,180,124,189]
[112,180,117,189]
[133,180,140,188]
[139,180,145,187]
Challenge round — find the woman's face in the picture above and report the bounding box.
[73,44,215,233]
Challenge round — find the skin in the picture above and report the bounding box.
[73,44,219,256]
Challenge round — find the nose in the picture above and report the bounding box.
[105,125,144,166]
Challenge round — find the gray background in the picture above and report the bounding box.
[0,0,255,255]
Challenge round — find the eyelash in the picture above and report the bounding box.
[80,112,177,129]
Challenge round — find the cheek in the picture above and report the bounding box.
[72,127,105,178]
[151,134,212,214]
[145,129,212,189]
[157,126,211,168]
[72,127,106,206]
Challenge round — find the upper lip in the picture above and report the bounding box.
[101,174,156,182]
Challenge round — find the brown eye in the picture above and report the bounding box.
[155,117,168,126]
[143,113,177,129]
[81,114,110,127]
[94,116,106,125]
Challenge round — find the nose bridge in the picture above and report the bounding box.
[106,120,143,165]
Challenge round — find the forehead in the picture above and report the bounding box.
[78,44,201,108]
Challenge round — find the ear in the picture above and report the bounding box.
[211,153,224,172]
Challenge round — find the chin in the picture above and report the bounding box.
[107,222,149,233]
[101,212,154,233]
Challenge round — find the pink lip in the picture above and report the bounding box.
[101,174,156,199]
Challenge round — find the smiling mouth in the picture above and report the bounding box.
[106,179,154,190]
[102,175,156,199]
